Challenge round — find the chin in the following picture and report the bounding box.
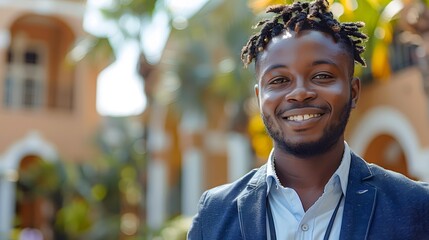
[277,136,340,157]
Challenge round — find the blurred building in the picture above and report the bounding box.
[0,0,102,239]
[0,0,428,238]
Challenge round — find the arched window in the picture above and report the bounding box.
[3,14,76,111]
[5,37,47,109]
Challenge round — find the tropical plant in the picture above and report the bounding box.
[53,117,146,240]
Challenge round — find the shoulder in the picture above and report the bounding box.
[367,163,429,195]
[349,152,429,209]
[187,165,267,239]
[347,154,429,237]
[367,163,429,229]
[350,152,429,196]
[201,165,267,205]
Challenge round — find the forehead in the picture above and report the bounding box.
[256,30,353,76]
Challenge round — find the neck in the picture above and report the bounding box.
[273,140,345,210]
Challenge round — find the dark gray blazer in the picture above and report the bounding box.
[188,153,429,240]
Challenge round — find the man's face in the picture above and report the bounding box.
[255,30,360,157]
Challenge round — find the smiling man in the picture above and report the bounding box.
[187,0,429,239]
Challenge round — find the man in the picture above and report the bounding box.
[188,0,429,239]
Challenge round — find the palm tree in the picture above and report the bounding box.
[164,0,258,217]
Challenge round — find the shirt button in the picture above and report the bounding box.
[301,224,309,231]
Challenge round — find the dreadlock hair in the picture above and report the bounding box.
[241,0,368,68]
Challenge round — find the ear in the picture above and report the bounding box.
[350,77,360,108]
[254,84,260,107]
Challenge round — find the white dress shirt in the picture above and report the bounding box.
[266,142,351,240]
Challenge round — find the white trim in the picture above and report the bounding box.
[146,159,168,230]
[181,148,203,217]
[227,133,252,183]
[0,131,58,238]
[349,106,429,181]
[0,28,11,50]
[2,131,57,169]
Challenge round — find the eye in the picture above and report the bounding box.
[312,73,335,84]
[270,77,290,84]
[313,73,333,79]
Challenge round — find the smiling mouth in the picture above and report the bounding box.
[285,113,322,122]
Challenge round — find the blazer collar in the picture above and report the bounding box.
[340,152,377,240]
[237,165,268,240]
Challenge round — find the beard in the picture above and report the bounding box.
[262,98,352,158]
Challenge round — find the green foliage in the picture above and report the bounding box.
[100,0,158,19]
[17,159,63,198]
[336,0,429,81]
[99,0,160,39]
[56,198,92,236]
[72,117,146,239]
[70,0,161,65]
[13,118,146,239]
[154,215,192,240]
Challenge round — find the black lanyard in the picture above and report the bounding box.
[266,193,344,240]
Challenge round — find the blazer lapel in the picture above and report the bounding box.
[340,153,377,240]
[237,165,268,240]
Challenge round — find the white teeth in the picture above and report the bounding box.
[286,114,321,121]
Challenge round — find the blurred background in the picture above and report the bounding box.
[0,0,429,239]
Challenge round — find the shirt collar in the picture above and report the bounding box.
[266,141,351,195]
[266,149,277,194]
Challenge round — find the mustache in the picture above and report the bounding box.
[275,103,330,116]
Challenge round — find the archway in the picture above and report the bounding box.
[0,132,57,239]
[363,134,416,179]
[14,155,62,240]
[349,106,429,181]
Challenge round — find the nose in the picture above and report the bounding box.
[285,80,316,102]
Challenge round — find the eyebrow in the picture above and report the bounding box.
[260,59,340,78]
[260,64,288,77]
[312,59,339,69]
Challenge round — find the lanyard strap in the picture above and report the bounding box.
[323,193,343,240]
[266,193,344,240]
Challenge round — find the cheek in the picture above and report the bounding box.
[260,91,283,112]
[329,82,348,94]
[327,87,350,112]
